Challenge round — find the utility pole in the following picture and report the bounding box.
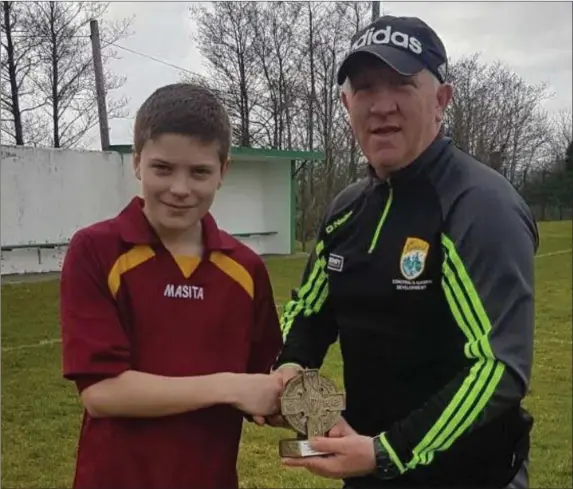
[372,1,380,21]
[90,19,110,151]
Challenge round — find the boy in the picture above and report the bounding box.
[59,83,283,489]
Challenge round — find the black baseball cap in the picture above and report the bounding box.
[337,15,448,85]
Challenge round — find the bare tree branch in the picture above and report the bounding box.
[5,1,132,148]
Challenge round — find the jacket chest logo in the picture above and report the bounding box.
[327,253,344,272]
[164,284,204,300]
[400,237,430,280]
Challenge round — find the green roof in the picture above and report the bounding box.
[108,144,324,163]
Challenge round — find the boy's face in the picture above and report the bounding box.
[133,133,228,235]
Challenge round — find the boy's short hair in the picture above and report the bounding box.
[133,82,231,163]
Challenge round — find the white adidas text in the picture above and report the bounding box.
[351,26,423,55]
[164,284,204,300]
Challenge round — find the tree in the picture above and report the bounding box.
[566,140,573,173]
[546,108,572,172]
[189,1,373,245]
[444,53,552,185]
[248,2,303,149]
[0,1,44,145]
[189,2,260,147]
[16,1,131,148]
[189,1,565,237]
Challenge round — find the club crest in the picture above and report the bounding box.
[400,237,430,280]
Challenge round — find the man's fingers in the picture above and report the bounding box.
[281,457,307,467]
[328,417,356,437]
[250,414,289,428]
[309,436,343,453]
[252,415,266,426]
[328,422,349,437]
[282,456,327,470]
[282,455,340,478]
[266,414,288,427]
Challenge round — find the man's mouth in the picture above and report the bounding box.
[371,126,401,135]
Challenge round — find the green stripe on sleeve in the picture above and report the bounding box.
[280,240,328,341]
[379,433,407,474]
[404,234,504,470]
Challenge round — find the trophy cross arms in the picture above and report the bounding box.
[280,369,346,439]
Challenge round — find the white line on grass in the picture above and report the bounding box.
[2,338,61,352]
[536,249,572,258]
[3,248,571,353]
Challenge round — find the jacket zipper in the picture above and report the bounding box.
[368,180,393,254]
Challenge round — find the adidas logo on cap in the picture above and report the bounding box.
[350,25,423,56]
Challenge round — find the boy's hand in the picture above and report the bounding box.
[252,364,302,426]
[231,374,283,417]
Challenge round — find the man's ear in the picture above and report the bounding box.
[436,82,454,123]
[133,153,141,180]
[341,89,350,113]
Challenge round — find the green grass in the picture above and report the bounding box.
[1,221,571,488]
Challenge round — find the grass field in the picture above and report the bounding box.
[1,221,571,488]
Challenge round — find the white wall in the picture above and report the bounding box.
[210,158,292,255]
[262,158,292,254]
[1,146,292,276]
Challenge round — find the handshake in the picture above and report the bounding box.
[228,366,373,480]
[230,364,302,428]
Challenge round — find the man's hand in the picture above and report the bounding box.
[252,364,302,426]
[281,418,376,479]
[230,373,283,417]
[327,416,357,437]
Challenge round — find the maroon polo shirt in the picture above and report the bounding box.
[60,196,282,489]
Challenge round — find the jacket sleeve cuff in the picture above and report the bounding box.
[378,432,408,475]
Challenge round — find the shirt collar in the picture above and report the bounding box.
[116,197,235,251]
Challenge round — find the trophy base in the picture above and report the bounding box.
[279,439,329,458]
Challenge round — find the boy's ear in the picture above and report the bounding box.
[220,157,230,179]
[217,157,230,189]
[133,153,141,180]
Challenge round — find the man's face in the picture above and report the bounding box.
[341,58,452,176]
[133,133,227,235]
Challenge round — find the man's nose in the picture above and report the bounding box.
[369,86,398,116]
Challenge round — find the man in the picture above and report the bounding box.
[270,15,538,489]
[59,83,283,489]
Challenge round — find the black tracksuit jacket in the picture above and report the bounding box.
[275,137,539,488]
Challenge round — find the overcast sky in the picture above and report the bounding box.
[86,1,572,150]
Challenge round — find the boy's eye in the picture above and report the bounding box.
[154,164,171,172]
[193,167,212,176]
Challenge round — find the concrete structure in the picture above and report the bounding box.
[1,144,322,276]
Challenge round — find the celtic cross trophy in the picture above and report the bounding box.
[278,369,346,458]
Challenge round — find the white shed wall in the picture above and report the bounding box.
[1,146,292,276]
